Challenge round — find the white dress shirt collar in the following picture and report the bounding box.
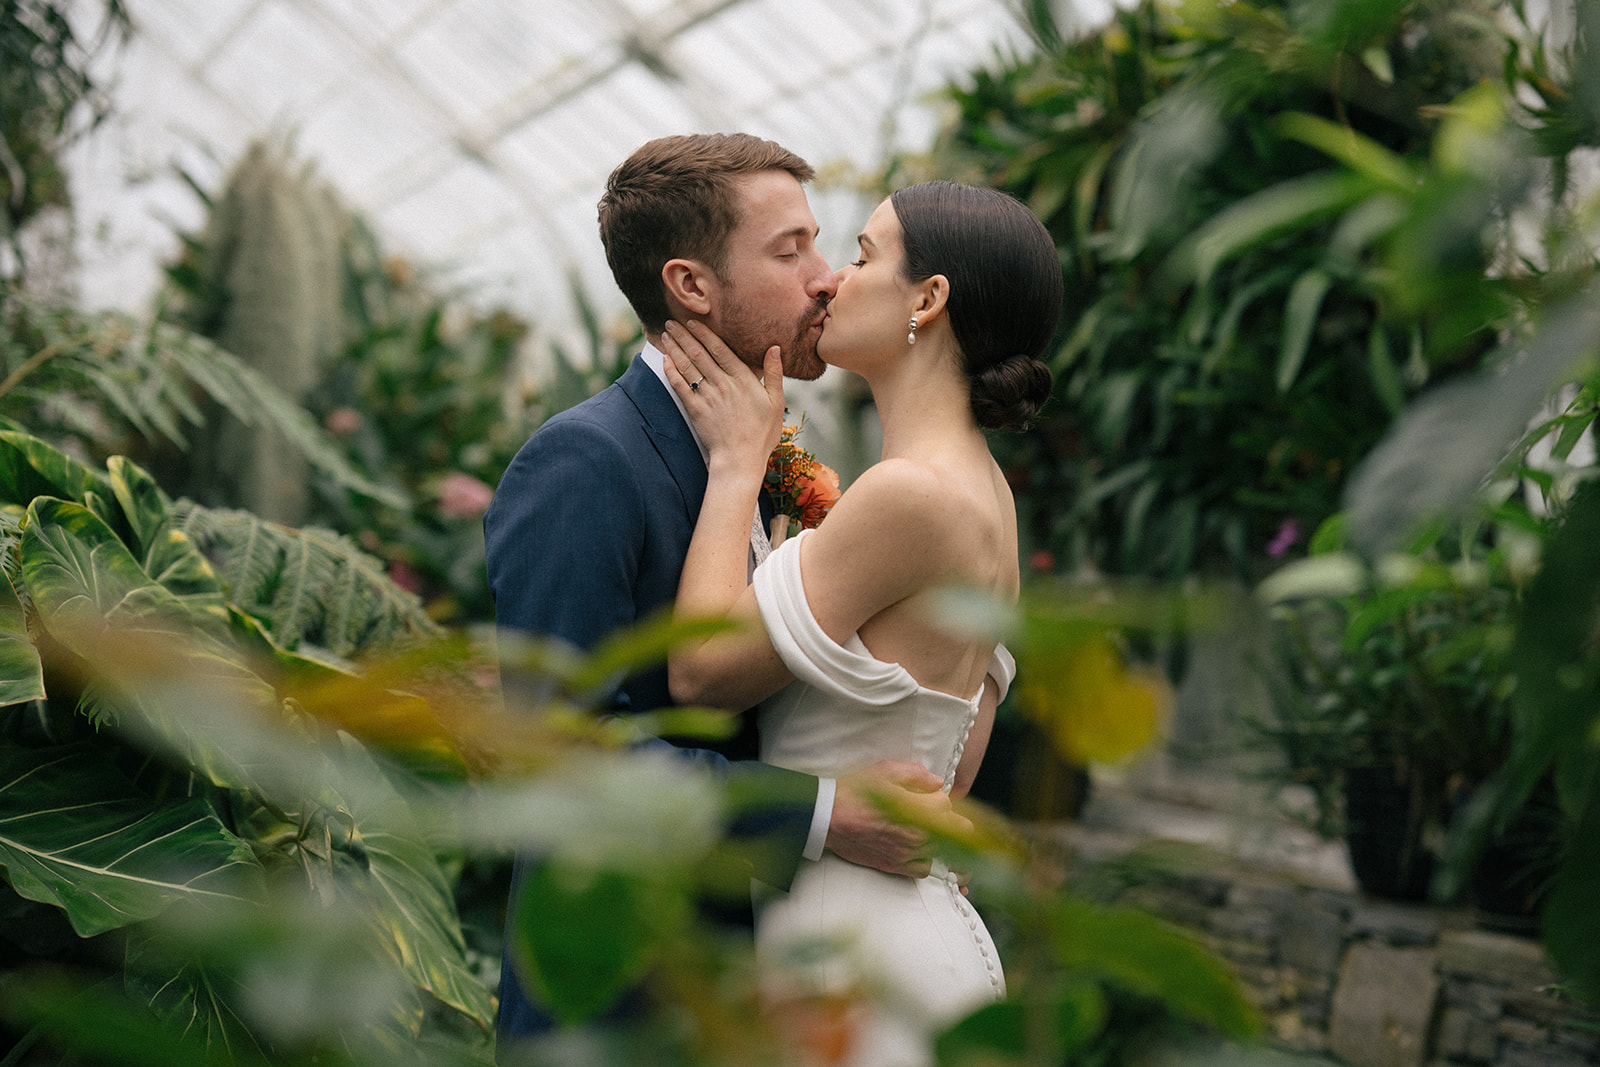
[640,339,708,464]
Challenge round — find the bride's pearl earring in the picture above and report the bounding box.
[907,316,918,345]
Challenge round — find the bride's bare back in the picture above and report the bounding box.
[804,447,1018,704]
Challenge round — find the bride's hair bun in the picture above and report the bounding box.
[889,182,1062,431]
[972,354,1053,431]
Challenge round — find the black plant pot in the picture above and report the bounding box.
[1471,780,1563,934]
[1343,765,1436,902]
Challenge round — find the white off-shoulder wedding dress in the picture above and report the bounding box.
[751,530,1015,1067]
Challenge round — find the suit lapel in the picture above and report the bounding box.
[617,357,708,521]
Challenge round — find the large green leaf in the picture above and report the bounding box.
[935,978,1108,1062]
[0,571,44,706]
[1047,896,1259,1039]
[338,736,495,1029]
[1543,773,1600,1003]
[1345,281,1600,556]
[106,456,229,613]
[0,429,109,509]
[1275,111,1416,190]
[1277,267,1332,393]
[1500,481,1600,819]
[0,968,259,1067]
[21,497,206,642]
[0,743,261,936]
[1165,171,1376,287]
[20,496,292,791]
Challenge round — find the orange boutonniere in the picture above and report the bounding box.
[765,416,841,543]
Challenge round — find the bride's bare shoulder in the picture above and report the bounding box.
[833,457,952,522]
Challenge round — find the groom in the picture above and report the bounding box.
[484,133,965,1045]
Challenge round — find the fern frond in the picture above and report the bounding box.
[265,529,326,650]
[0,507,24,587]
[171,501,438,659]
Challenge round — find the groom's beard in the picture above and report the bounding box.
[718,293,828,382]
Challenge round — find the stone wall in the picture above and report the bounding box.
[1083,853,1599,1066]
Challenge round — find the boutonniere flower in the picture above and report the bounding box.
[765,415,841,545]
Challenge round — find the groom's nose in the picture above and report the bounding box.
[805,248,836,303]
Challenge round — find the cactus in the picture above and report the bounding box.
[180,141,348,523]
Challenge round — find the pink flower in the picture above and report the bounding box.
[387,559,423,593]
[324,406,363,436]
[1030,550,1056,572]
[438,471,494,520]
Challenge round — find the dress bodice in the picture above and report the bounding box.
[749,530,1015,1067]
[751,530,1015,790]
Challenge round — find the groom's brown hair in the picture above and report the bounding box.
[599,133,814,333]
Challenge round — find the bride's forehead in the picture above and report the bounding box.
[859,199,901,246]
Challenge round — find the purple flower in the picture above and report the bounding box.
[1267,519,1303,558]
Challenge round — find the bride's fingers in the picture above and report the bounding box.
[763,345,784,402]
[659,328,704,399]
[683,319,748,377]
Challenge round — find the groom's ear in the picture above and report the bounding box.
[663,258,716,317]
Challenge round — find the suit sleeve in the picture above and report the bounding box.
[485,416,644,661]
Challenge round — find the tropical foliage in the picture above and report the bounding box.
[157,147,639,623]
[0,425,499,1064]
[1199,0,1600,1001]
[0,420,1262,1065]
[917,0,1514,581]
[17,0,1600,1062]
[1,292,402,510]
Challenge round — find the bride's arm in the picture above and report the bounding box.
[661,321,794,709]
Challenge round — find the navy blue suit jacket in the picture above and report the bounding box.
[484,356,816,1040]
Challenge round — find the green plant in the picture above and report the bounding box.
[159,151,639,624]
[1245,0,1600,993]
[0,289,403,511]
[0,424,1263,1066]
[915,0,1512,582]
[297,234,639,624]
[1252,511,1525,906]
[0,427,502,1064]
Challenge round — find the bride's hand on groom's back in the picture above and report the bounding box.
[827,760,974,879]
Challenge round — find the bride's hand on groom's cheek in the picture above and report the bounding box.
[662,320,784,461]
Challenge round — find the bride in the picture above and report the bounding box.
[660,180,1063,1066]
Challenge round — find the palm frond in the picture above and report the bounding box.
[0,293,408,510]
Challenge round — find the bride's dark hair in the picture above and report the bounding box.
[889,181,1062,430]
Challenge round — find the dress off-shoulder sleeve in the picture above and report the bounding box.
[754,530,1019,708]
[752,531,919,707]
[988,643,1016,705]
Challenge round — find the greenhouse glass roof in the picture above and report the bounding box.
[65,0,1110,348]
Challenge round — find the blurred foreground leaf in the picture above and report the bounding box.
[508,863,691,1026]
[1048,897,1260,1039]
[936,978,1109,1064]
